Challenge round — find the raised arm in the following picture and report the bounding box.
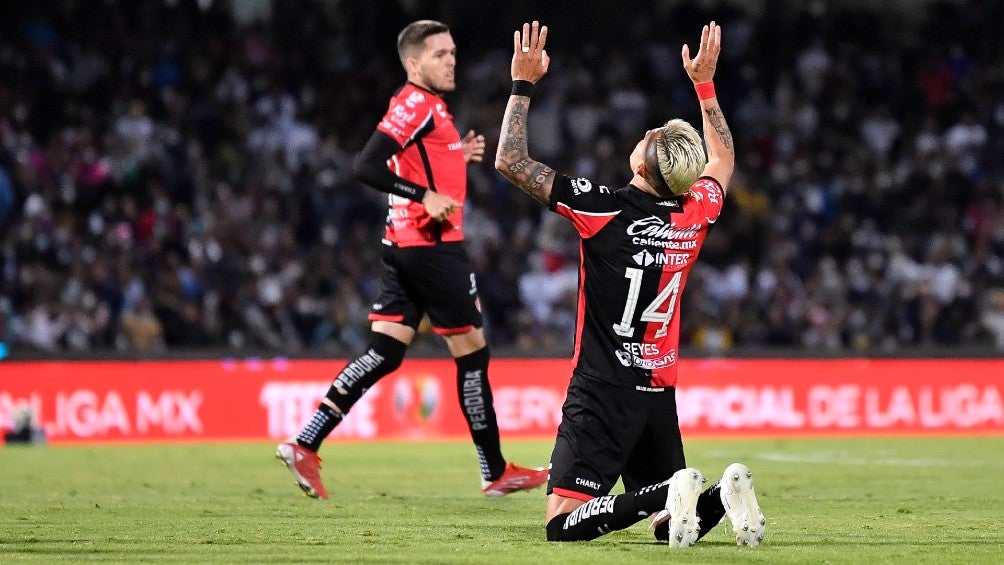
[494,21,556,206]
[682,22,734,193]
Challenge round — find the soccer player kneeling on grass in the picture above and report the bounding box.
[495,21,766,546]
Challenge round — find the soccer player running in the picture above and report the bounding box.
[495,21,765,546]
[276,20,547,500]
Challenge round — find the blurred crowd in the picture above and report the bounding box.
[1,0,1003,357]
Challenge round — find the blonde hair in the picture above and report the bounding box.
[644,119,706,196]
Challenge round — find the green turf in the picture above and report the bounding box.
[1,437,1002,563]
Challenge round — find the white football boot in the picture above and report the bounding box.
[663,467,705,548]
[719,463,765,546]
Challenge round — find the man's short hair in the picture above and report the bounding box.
[643,119,707,195]
[397,20,450,65]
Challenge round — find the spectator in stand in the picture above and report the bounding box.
[0,1,1001,356]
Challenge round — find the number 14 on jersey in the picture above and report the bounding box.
[612,269,682,339]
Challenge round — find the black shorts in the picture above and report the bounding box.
[368,242,483,334]
[548,372,686,501]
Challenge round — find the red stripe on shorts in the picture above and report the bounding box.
[433,324,474,335]
[369,313,405,322]
[552,487,595,502]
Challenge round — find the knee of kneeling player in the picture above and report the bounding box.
[545,514,573,542]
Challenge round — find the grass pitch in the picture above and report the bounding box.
[1,437,1002,563]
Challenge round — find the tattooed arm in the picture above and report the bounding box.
[495,20,556,206]
[495,95,556,205]
[682,21,735,193]
[696,97,734,195]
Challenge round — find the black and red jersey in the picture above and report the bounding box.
[548,174,725,389]
[376,83,466,247]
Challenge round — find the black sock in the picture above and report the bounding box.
[651,481,726,542]
[328,332,408,412]
[455,346,506,481]
[295,403,342,451]
[546,481,670,542]
[296,333,407,451]
[696,482,726,540]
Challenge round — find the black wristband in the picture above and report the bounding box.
[511,80,534,98]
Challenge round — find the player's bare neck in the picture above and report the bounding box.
[407,79,442,97]
[630,176,667,198]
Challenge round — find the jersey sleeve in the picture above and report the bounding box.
[376,89,435,148]
[686,176,726,224]
[548,175,621,239]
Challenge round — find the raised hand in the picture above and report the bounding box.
[511,20,550,83]
[461,129,486,163]
[681,21,721,84]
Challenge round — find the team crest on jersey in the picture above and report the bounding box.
[404,91,426,107]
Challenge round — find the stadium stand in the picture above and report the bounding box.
[0,0,1001,356]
